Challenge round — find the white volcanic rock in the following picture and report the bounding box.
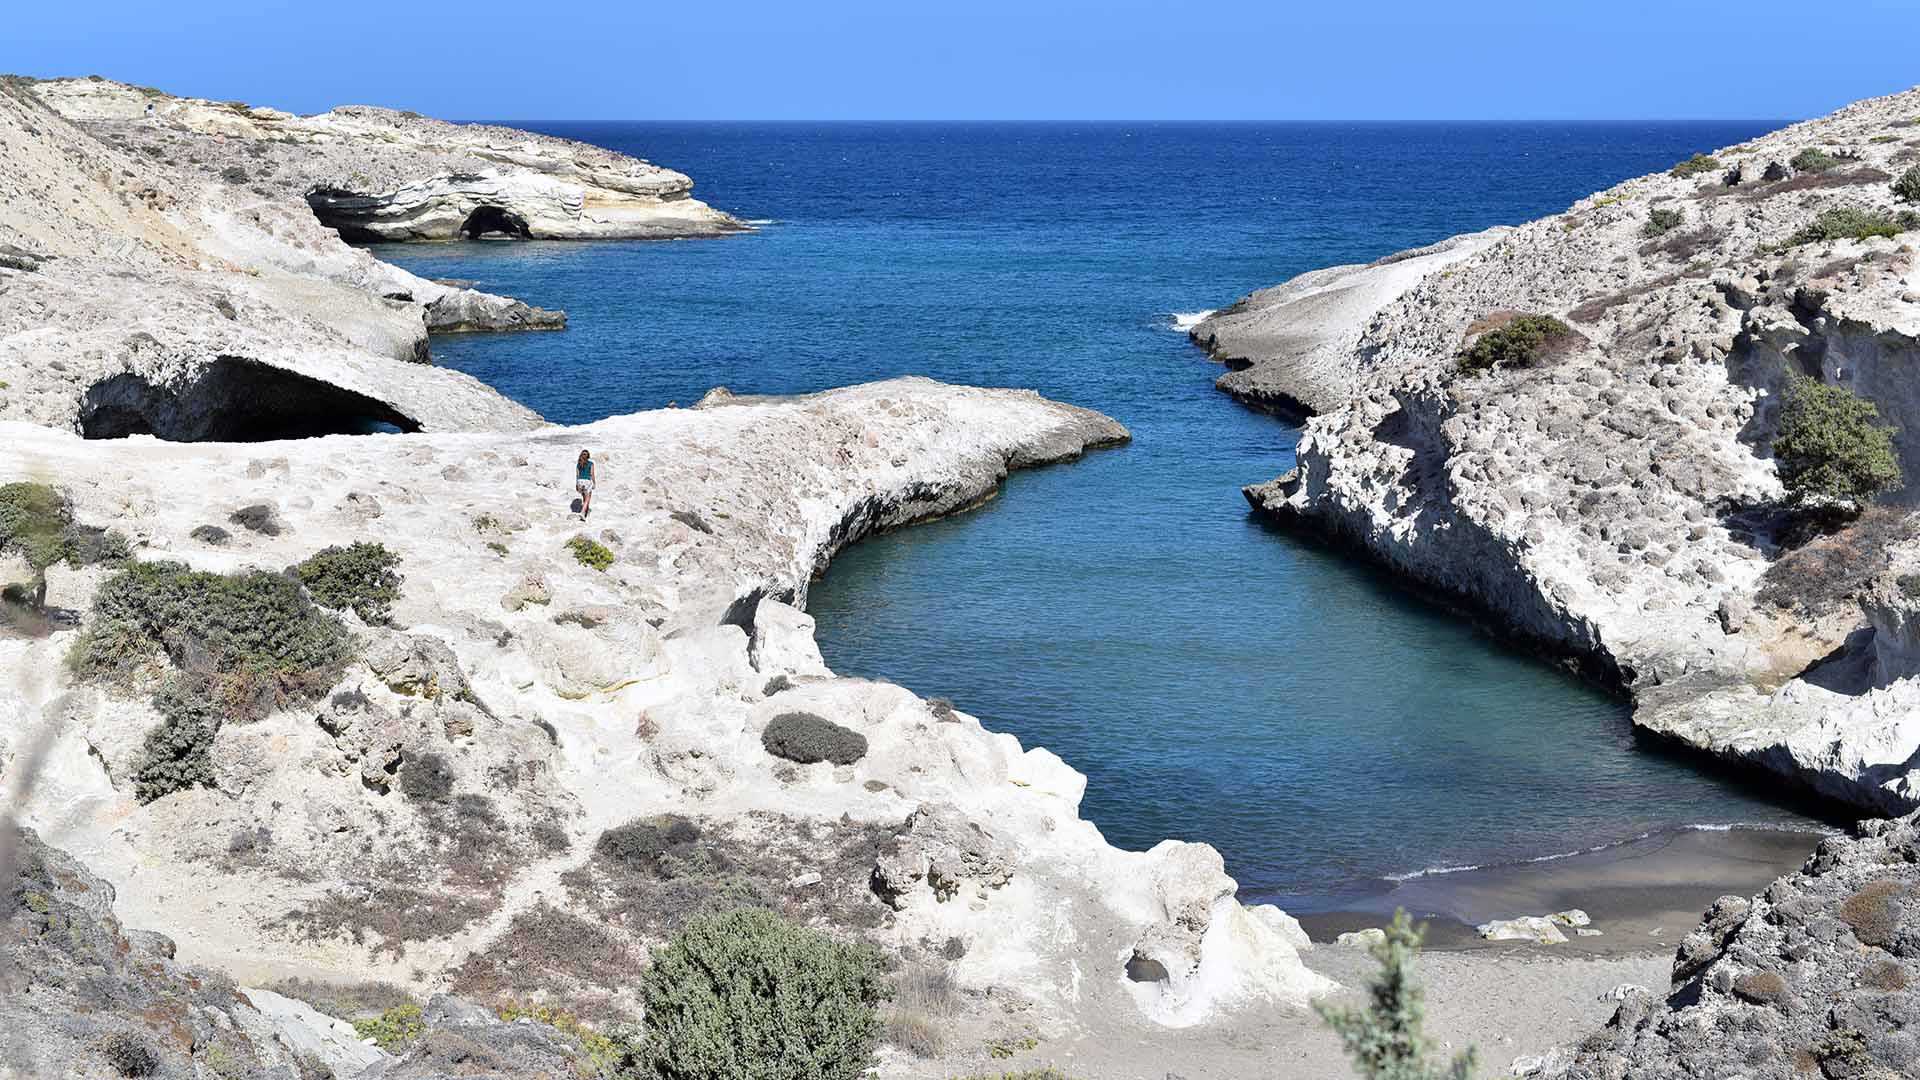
[1227,84,1920,813]
[1192,228,1508,416]
[27,76,742,242]
[0,77,548,437]
[0,377,1335,1044]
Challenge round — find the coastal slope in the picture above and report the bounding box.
[1214,86,1920,814]
[0,378,1336,1077]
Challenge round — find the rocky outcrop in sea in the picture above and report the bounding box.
[1208,85,1920,815]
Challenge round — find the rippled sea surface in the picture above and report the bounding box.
[374,120,1826,907]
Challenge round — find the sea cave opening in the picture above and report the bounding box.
[462,205,532,240]
[79,357,422,442]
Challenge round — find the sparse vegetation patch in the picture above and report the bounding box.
[1779,206,1920,248]
[1669,153,1721,178]
[1642,207,1685,238]
[567,535,614,571]
[1456,314,1574,375]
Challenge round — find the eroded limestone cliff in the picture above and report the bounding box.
[1213,86,1920,815]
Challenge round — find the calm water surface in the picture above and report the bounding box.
[374,121,1823,907]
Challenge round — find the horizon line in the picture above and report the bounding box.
[457,115,1796,128]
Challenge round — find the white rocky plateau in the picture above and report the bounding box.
[0,378,1335,1070]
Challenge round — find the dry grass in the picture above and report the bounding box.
[446,902,643,1020]
[886,961,964,1058]
[259,978,415,1020]
[1757,504,1916,616]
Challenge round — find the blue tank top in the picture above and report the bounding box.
[577,461,592,480]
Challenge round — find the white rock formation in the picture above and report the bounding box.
[1192,228,1508,416]
[27,76,742,242]
[1223,84,1920,814]
[0,76,549,437]
[0,377,1334,1046]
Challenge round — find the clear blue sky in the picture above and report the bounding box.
[9,0,1917,122]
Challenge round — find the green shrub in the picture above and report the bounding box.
[1893,165,1920,204]
[1669,153,1721,178]
[1781,206,1920,247]
[761,712,868,765]
[130,675,224,802]
[566,535,614,571]
[1315,909,1475,1080]
[73,561,354,726]
[638,906,888,1080]
[1773,375,1902,505]
[350,1002,426,1049]
[1456,315,1573,375]
[1872,134,1900,145]
[293,542,402,624]
[1641,207,1685,238]
[1790,147,1841,173]
[0,482,130,574]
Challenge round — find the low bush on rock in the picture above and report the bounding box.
[1773,375,1901,506]
[1315,909,1475,1080]
[761,712,867,765]
[351,1002,427,1049]
[0,481,131,574]
[98,1032,159,1077]
[637,906,889,1080]
[1780,206,1920,247]
[1641,207,1685,238]
[76,561,356,801]
[1455,315,1573,375]
[1894,165,1920,204]
[1791,147,1842,173]
[73,561,355,717]
[1669,152,1721,178]
[597,816,703,876]
[567,535,614,571]
[293,542,403,624]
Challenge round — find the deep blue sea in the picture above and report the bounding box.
[373,121,1827,909]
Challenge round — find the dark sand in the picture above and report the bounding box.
[1290,825,1827,953]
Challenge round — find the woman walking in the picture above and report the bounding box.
[575,450,596,520]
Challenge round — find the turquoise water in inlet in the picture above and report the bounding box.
[373,121,1826,908]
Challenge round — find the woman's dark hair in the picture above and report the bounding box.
[578,450,590,463]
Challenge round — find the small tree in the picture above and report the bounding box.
[1315,910,1475,1080]
[1773,375,1902,505]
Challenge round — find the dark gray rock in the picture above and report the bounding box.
[1550,811,1920,1079]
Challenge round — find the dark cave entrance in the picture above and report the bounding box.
[462,205,532,240]
[79,357,423,442]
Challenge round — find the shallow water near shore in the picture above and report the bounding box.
[373,120,1829,908]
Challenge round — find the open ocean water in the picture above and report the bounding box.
[373,120,1831,911]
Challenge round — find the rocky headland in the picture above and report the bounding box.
[27,76,744,242]
[1205,86,1920,818]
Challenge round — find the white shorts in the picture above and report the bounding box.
[576,480,595,495]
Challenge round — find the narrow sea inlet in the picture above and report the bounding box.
[375,120,1822,915]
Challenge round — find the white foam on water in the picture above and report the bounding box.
[742,218,777,225]
[1168,310,1215,333]
[1379,821,1839,885]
